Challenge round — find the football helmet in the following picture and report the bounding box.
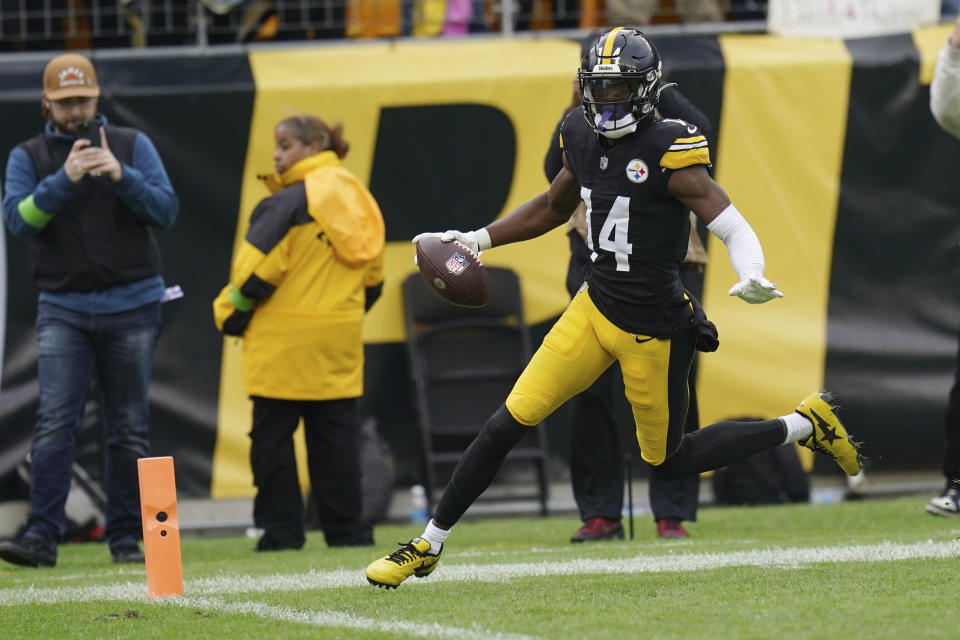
[578,27,668,138]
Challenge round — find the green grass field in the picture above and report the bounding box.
[1,495,958,639]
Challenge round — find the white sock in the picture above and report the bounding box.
[780,412,813,444]
[420,520,449,555]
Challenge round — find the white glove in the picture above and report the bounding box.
[411,228,491,256]
[728,274,784,304]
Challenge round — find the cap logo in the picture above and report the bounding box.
[57,66,88,88]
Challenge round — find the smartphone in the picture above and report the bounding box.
[75,120,101,147]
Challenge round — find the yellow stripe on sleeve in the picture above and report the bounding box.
[660,147,711,169]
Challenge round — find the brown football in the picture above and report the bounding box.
[415,236,491,308]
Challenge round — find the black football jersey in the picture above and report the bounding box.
[560,107,711,335]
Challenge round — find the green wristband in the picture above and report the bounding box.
[228,285,256,312]
[17,195,54,229]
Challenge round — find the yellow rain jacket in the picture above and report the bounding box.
[213,151,385,400]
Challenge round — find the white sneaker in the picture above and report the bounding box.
[846,470,869,497]
[926,481,960,516]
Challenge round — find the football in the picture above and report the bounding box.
[415,236,491,308]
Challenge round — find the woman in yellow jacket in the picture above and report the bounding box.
[214,115,385,551]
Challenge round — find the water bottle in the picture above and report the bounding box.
[410,484,428,523]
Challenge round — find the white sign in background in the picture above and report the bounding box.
[768,0,941,38]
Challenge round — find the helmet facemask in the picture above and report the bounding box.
[578,28,664,139]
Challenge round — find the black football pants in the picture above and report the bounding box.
[250,396,372,549]
[943,329,960,482]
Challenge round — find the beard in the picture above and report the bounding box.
[43,98,96,136]
[52,116,85,135]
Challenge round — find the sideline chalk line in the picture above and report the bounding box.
[1,538,957,607]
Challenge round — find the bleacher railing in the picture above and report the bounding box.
[0,0,770,51]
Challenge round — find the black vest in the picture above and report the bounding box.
[20,125,162,292]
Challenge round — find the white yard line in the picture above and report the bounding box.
[1,539,958,607]
[167,596,545,640]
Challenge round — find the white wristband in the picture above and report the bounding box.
[476,227,492,251]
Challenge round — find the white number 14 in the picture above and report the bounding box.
[582,189,632,272]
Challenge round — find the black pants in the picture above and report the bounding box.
[569,361,700,523]
[249,396,372,549]
[943,330,960,481]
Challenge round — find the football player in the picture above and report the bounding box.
[543,50,709,543]
[366,27,862,589]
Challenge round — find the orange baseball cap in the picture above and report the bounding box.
[43,53,100,100]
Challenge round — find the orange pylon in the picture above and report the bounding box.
[137,456,184,598]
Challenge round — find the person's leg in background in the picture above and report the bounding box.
[249,397,307,550]
[649,238,707,538]
[648,379,700,538]
[95,301,160,562]
[569,364,625,542]
[303,397,373,546]
[928,327,960,516]
[570,361,701,541]
[0,303,95,567]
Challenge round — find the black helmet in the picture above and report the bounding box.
[578,27,664,138]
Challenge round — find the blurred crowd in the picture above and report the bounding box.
[0,0,771,52]
[7,1,960,53]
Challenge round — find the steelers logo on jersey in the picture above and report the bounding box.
[626,159,649,183]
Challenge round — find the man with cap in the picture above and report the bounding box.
[1,52,178,567]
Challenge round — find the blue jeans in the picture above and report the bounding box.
[24,301,161,553]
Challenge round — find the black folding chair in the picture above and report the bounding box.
[402,267,550,516]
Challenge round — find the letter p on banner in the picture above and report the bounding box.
[137,456,184,598]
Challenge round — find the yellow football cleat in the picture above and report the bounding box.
[795,391,861,476]
[365,537,441,589]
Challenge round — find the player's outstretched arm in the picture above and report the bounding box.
[668,165,784,304]
[412,162,581,254]
[486,164,580,248]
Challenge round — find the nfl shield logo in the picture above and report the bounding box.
[600,155,608,171]
[445,252,468,276]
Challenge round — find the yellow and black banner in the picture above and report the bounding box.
[0,27,957,500]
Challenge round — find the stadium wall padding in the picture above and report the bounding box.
[1,28,958,502]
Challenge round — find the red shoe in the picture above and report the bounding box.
[570,517,624,543]
[656,518,689,539]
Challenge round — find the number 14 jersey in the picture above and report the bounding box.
[559,106,712,336]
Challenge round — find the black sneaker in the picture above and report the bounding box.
[253,535,304,552]
[111,544,145,564]
[0,537,57,567]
